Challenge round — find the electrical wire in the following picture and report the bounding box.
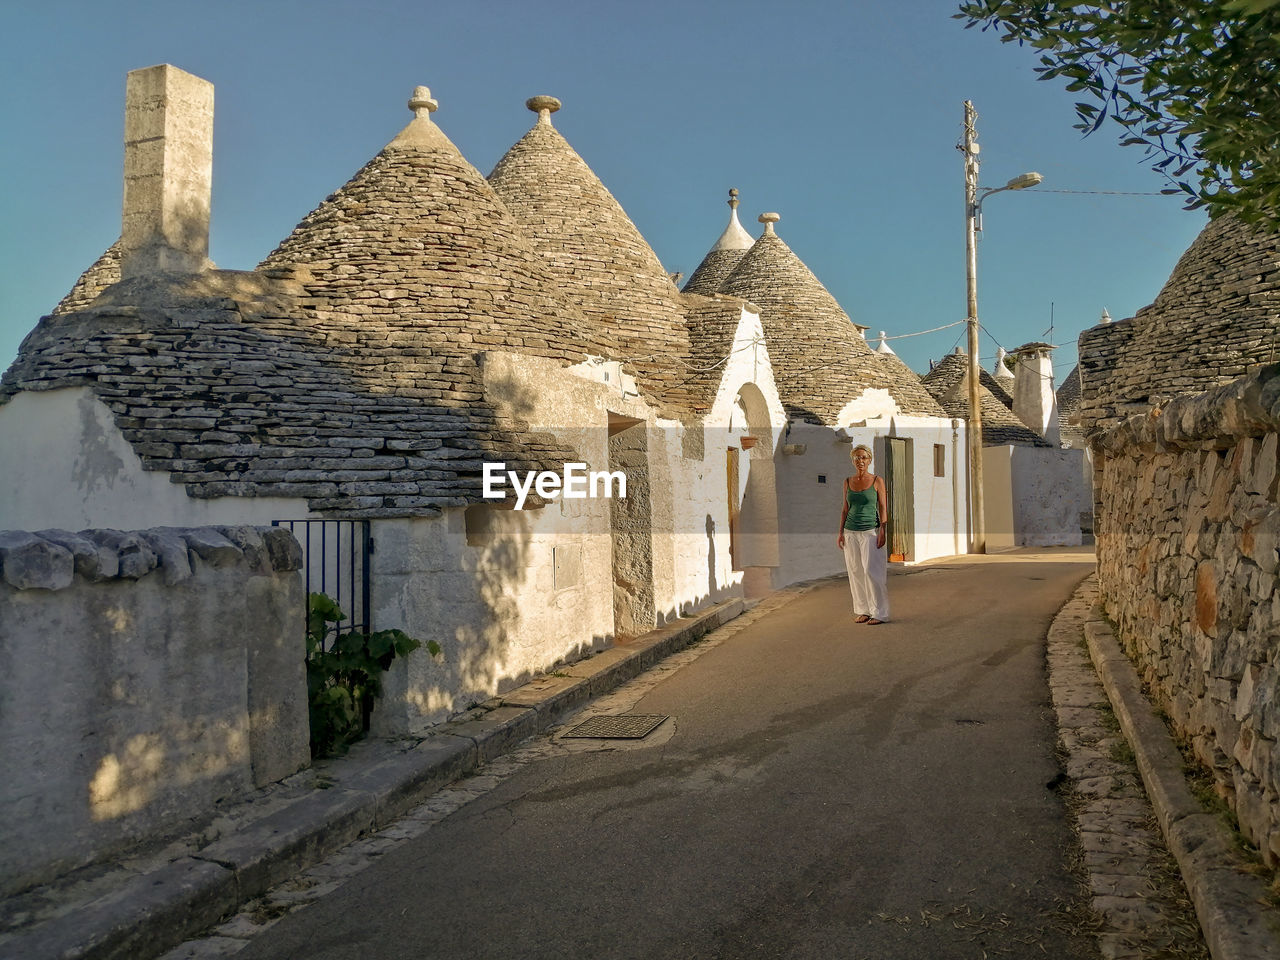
[1032,188,1165,197]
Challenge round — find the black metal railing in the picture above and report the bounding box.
[272,519,373,640]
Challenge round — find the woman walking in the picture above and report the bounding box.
[836,444,890,624]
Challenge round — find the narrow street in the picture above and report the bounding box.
[232,548,1097,960]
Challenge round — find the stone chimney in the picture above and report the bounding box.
[1011,341,1059,444]
[121,64,214,279]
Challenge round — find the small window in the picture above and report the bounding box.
[933,444,946,477]
[817,474,827,484]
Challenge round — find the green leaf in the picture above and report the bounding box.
[303,592,437,757]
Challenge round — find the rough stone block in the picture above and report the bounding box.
[0,531,74,590]
[141,527,194,585]
[1251,431,1278,497]
[38,528,119,581]
[261,526,303,572]
[217,525,267,571]
[176,527,243,567]
[85,529,160,579]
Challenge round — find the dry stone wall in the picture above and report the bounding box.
[0,525,307,896]
[1094,364,1280,863]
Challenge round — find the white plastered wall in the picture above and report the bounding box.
[982,446,1017,550]
[1011,446,1086,546]
[481,332,785,608]
[665,307,787,614]
[774,394,968,586]
[981,444,1086,548]
[369,503,614,734]
[0,388,308,530]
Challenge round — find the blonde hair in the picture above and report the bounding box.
[851,444,873,458]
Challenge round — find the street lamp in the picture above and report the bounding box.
[962,99,1042,554]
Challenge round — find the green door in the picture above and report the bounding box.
[884,437,914,562]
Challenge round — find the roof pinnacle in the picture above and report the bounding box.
[408,86,438,119]
[728,188,740,210]
[758,211,780,236]
[526,95,562,124]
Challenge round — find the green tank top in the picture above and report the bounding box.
[844,482,879,531]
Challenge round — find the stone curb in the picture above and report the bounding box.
[1084,612,1280,959]
[6,596,745,960]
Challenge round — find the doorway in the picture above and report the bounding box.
[883,436,914,563]
[608,414,653,639]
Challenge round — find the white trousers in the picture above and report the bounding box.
[842,529,889,621]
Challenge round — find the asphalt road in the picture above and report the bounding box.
[238,548,1098,960]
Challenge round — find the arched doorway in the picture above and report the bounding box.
[727,383,780,597]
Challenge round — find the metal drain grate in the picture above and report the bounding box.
[563,714,669,739]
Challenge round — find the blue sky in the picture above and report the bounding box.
[0,0,1206,385]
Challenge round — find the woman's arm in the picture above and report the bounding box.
[875,476,888,549]
[837,477,850,546]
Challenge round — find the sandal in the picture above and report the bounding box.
[854,615,870,623]
[866,618,884,625]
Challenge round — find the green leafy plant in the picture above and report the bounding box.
[955,0,1280,224]
[306,592,440,757]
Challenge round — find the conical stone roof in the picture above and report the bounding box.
[1079,213,1280,432]
[487,97,692,413]
[1,87,610,518]
[53,239,123,315]
[921,351,1049,447]
[1056,363,1081,418]
[1,270,583,517]
[262,86,608,367]
[1055,363,1085,445]
[683,189,754,295]
[716,215,944,423]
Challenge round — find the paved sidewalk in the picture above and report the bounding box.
[1049,576,1280,960]
[1047,578,1209,959]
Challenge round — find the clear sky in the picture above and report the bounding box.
[0,0,1207,386]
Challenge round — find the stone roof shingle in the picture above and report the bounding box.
[1,271,581,517]
[682,190,754,296]
[487,97,694,415]
[53,239,123,316]
[2,89,613,518]
[1080,214,1280,433]
[715,219,946,423]
[920,352,1050,447]
[262,89,609,367]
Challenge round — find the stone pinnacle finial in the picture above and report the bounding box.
[408,86,439,118]
[527,96,561,124]
[728,188,740,210]
[758,211,780,236]
[994,346,1014,379]
[1100,307,1112,324]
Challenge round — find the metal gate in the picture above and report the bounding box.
[272,519,372,638]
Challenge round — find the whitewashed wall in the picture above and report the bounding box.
[482,325,787,631]
[665,307,787,610]
[0,525,306,895]
[773,405,968,587]
[369,505,613,734]
[983,447,1017,550]
[893,414,969,562]
[1011,447,1087,546]
[981,445,1087,547]
[0,388,306,530]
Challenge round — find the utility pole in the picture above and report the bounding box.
[963,100,986,554]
